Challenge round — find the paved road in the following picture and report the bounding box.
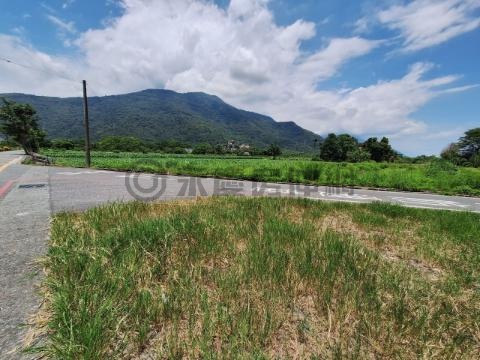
[48,166,480,213]
[2,151,480,214]
[1,150,480,358]
[0,152,50,359]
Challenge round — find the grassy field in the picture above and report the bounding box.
[43,149,480,196]
[34,197,480,358]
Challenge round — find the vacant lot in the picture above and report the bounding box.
[35,197,479,358]
[43,150,480,196]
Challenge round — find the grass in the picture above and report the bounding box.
[33,197,480,358]
[42,149,480,196]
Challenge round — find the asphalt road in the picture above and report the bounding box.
[0,152,49,359]
[2,151,480,214]
[1,150,480,358]
[48,166,480,213]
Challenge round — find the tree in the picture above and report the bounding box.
[441,143,463,165]
[96,136,147,152]
[320,133,359,162]
[154,140,190,153]
[51,139,76,150]
[320,134,342,161]
[441,128,480,167]
[337,134,359,160]
[0,99,45,155]
[458,128,480,159]
[265,144,282,158]
[362,137,395,162]
[471,153,480,168]
[214,144,226,155]
[192,143,215,155]
[346,147,371,163]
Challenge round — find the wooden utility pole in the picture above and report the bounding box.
[82,80,91,168]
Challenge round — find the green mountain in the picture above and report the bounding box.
[1,89,321,152]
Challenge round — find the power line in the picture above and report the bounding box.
[0,55,81,85]
[0,55,111,97]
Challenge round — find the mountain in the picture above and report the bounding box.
[1,89,321,152]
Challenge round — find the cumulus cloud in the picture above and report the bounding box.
[378,0,480,52]
[0,0,476,154]
[74,0,381,122]
[249,62,467,137]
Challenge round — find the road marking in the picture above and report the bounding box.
[57,170,111,176]
[0,180,15,198]
[252,186,381,201]
[116,174,154,178]
[0,156,23,173]
[326,193,381,201]
[392,197,468,208]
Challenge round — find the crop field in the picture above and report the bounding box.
[33,197,480,359]
[43,150,480,196]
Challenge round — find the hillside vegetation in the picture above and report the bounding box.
[43,150,480,196]
[1,90,321,152]
[35,197,480,358]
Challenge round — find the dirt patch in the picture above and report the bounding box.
[266,294,330,359]
[316,213,444,282]
[315,212,384,241]
[280,204,306,225]
[382,251,443,281]
[236,239,247,253]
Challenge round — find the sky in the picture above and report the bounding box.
[0,0,479,156]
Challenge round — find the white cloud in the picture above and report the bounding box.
[248,62,467,138]
[389,126,467,156]
[46,14,77,46]
[62,0,75,9]
[318,17,331,26]
[0,0,476,155]
[353,17,370,34]
[75,0,380,115]
[0,35,82,95]
[46,14,76,34]
[378,0,480,52]
[11,26,26,36]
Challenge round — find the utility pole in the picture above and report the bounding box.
[82,80,91,168]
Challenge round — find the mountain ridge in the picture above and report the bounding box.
[1,89,321,152]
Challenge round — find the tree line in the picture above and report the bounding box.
[317,134,396,163]
[40,136,281,157]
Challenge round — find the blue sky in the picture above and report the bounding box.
[0,0,479,155]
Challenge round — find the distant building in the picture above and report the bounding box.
[226,140,238,152]
[226,140,251,154]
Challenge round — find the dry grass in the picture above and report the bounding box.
[316,212,445,281]
[32,197,480,359]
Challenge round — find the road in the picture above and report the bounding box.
[0,152,50,359]
[1,150,480,358]
[2,151,480,214]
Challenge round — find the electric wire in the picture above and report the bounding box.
[0,55,105,96]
